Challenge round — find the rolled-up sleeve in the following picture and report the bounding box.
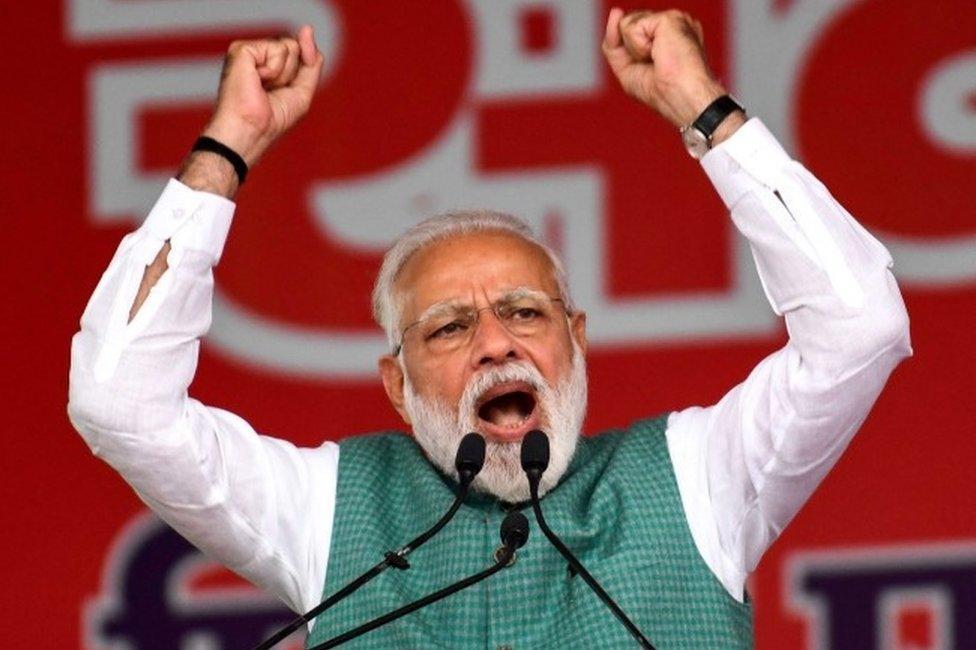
[68,180,338,615]
[666,119,913,601]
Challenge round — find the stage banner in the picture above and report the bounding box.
[3,1,974,647]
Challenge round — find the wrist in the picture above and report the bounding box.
[666,76,727,129]
[177,150,240,199]
[201,116,271,168]
[679,93,746,158]
[708,110,746,148]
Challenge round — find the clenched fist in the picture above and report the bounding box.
[202,25,324,169]
[603,8,740,137]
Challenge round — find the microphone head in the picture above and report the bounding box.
[455,432,486,481]
[500,510,530,550]
[520,429,550,476]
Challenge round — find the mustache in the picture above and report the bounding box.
[457,361,548,418]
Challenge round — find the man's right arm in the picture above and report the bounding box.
[67,27,335,615]
[126,151,236,322]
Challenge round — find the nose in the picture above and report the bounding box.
[469,308,520,367]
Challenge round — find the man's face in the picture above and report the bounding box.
[378,231,588,500]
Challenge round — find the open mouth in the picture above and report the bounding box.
[475,381,541,442]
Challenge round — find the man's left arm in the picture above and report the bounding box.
[666,118,912,599]
[604,8,912,600]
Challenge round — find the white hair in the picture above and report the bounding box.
[371,210,575,351]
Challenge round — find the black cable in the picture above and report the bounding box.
[308,546,513,649]
[527,474,656,649]
[307,510,529,649]
[254,433,486,649]
[252,482,470,650]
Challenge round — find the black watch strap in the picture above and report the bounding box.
[691,95,744,139]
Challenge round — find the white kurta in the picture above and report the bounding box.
[68,118,912,617]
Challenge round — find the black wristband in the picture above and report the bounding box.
[191,136,249,184]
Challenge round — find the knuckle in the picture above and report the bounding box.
[664,10,685,25]
[621,10,640,26]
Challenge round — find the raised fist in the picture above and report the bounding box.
[202,25,325,168]
[602,8,727,129]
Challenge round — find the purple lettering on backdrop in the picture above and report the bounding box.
[87,516,298,649]
[792,547,976,649]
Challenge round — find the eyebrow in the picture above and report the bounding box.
[414,300,466,323]
[503,286,549,302]
[413,286,551,322]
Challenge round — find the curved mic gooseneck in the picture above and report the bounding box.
[253,432,487,650]
[308,510,530,650]
[520,430,656,650]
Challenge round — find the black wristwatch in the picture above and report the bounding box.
[680,95,745,159]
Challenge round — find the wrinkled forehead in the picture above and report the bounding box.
[393,231,560,324]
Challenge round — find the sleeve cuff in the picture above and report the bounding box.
[700,118,792,209]
[142,179,236,263]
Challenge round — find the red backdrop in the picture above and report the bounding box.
[3,1,975,647]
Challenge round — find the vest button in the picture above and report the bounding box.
[493,544,517,566]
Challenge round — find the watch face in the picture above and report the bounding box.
[681,127,710,159]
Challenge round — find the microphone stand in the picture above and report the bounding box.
[308,510,530,650]
[253,433,486,650]
[527,477,655,649]
[522,430,655,649]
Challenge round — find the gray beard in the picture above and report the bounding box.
[403,343,588,503]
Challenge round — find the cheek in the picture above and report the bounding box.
[411,357,468,405]
[527,338,575,383]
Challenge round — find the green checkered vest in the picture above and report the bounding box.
[306,415,752,649]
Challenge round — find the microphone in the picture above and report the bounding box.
[308,510,530,649]
[254,432,486,650]
[520,430,656,649]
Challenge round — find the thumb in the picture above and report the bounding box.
[292,25,324,94]
[603,7,624,52]
[292,49,325,96]
[297,24,316,65]
[602,7,632,74]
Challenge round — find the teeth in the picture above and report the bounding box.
[482,405,529,428]
[488,410,524,427]
[500,414,528,428]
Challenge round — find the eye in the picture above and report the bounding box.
[428,320,468,340]
[510,307,541,321]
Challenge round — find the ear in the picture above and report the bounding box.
[569,310,588,356]
[379,354,412,425]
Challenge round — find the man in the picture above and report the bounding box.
[68,8,911,648]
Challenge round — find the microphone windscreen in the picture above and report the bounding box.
[455,432,486,477]
[500,510,530,549]
[520,429,550,474]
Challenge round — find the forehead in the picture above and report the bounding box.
[395,230,558,320]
